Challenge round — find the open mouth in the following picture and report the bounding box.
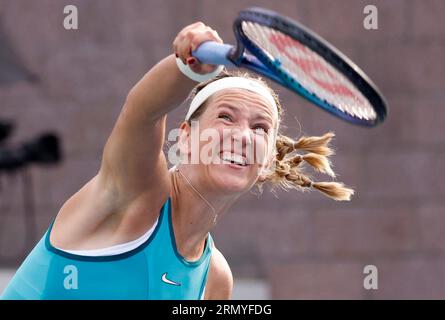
[219,151,248,167]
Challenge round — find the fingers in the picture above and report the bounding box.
[172,22,198,62]
[173,22,223,66]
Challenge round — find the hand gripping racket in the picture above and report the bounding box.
[192,7,388,127]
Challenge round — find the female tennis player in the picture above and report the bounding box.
[1,22,353,300]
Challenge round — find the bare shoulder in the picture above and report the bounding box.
[205,245,234,300]
[50,172,167,250]
[50,173,118,248]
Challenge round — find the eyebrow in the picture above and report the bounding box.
[216,103,273,125]
[216,103,238,113]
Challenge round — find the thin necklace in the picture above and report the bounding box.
[175,167,218,225]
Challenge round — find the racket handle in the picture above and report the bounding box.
[192,41,236,67]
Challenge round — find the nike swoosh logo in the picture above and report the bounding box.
[161,272,181,286]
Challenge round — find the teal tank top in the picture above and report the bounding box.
[0,197,213,300]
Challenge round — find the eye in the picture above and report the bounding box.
[253,124,269,133]
[218,114,232,122]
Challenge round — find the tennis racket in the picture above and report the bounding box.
[192,7,388,127]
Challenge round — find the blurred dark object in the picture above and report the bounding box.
[0,17,38,85]
[0,120,14,143]
[0,133,62,171]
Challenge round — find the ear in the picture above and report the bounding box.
[257,127,279,182]
[178,121,192,157]
[257,150,276,182]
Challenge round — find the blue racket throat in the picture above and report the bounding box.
[193,42,282,83]
[191,7,388,127]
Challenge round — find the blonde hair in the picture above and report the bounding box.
[187,69,354,201]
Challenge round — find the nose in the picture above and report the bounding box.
[232,126,252,147]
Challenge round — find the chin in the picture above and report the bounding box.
[208,163,255,194]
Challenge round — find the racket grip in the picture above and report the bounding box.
[192,42,236,67]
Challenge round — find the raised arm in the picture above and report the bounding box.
[100,22,223,207]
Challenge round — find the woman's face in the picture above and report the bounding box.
[179,88,278,195]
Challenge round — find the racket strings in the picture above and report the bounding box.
[241,21,377,121]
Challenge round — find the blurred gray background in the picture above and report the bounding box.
[0,0,444,299]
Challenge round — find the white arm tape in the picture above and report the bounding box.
[175,57,224,83]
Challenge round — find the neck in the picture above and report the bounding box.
[169,165,238,261]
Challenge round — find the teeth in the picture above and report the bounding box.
[221,152,247,166]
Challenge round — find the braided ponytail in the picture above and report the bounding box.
[258,132,354,201]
